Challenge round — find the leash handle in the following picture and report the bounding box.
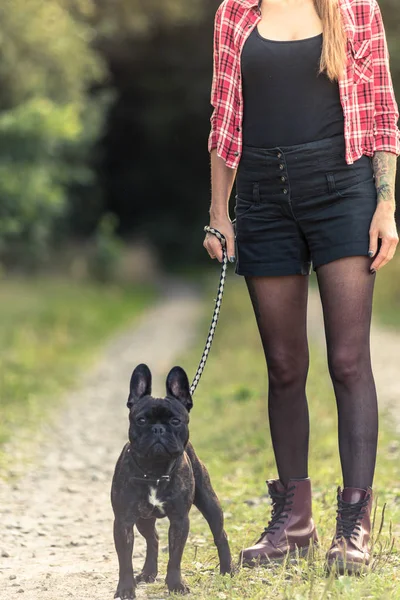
[189,226,229,396]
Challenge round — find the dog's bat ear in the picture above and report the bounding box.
[127,363,152,408]
[165,366,193,412]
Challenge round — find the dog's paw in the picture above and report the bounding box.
[135,571,157,584]
[114,584,136,599]
[219,559,235,576]
[167,580,190,595]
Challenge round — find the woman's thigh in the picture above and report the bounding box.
[245,274,310,380]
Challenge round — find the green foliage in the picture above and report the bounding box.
[0,0,106,268]
[89,213,123,282]
[0,278,155,453]
[373,254,400,328]
[0,98,105,266]
[70,0,203,38]
[0,0,102,109]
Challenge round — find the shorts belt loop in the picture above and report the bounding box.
[252,182,260,204]
[326,173,336,194]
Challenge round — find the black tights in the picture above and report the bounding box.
[245,256,378,490]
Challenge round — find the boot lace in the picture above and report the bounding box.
[262,484,296,536]
[335,493,370,540]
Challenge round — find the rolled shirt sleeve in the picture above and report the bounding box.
[208,6,222,153]
[371,0,400,155]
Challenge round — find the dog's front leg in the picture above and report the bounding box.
[165,515,190,594]
[113,519,136,599]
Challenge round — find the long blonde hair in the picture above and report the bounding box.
[313,0,347,81]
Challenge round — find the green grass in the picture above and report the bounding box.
[142,272,400,600]
[373,253,400,329]
[0,278,155,454]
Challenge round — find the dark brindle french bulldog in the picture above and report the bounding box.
[111,363,232,599]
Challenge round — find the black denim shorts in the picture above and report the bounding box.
[233,135,377,276]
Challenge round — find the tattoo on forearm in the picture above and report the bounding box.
[372,151,397,204]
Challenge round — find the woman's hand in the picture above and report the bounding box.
[369,203,399,272]
[203,216,236,263]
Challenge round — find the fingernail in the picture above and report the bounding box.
[368,250,374,257]
[229,256,236,263]
[370,268,376,275]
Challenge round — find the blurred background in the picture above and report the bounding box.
[0,0,216,278]
[1,7,400,597]
[0,0,399,277]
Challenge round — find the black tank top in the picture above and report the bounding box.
[241,28,344,148]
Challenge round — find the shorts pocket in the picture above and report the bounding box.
[234,182,260,217]
[327,172,376,201]
[326,155,374,198]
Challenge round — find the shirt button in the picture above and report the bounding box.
[279,164,284,170]
[234,151,239,156]
[236,127,241,132]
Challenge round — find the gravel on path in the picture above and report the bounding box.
[0,281,203,600]
[1,278,398,600]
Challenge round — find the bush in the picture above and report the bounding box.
[0,98,104,267]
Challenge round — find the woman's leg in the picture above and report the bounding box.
[245,274,310,485]
[318,256,377,573]
[316,256,378,489]
[241,274,319,566]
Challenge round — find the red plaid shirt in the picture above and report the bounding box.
[208,0,400,168]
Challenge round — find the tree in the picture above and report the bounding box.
[0,0,104,266]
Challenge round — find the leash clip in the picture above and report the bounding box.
[156,475,170,486]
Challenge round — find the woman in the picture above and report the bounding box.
[203,0,399,573]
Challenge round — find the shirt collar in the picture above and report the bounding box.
[243,0,354,37]
[242,0,262,9]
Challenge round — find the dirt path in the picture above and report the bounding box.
[1,278,399,600]
[307,288,400,433]
[0,280,203,600]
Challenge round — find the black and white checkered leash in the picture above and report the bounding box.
[189,225,229,396]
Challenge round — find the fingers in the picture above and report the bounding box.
[370,234,399,272]
[203,234,223,262]
[203,227,236,264]
[368,227,379,260]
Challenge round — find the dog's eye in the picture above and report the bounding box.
[170,418,181,426]
[137,417,147,425]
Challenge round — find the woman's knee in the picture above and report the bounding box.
[267,351,309,389]
[328,348,371,387]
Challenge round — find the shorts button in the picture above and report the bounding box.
[281,176,286,182]
[277,152,282,158]
[279,164,284,170]
[283,188,288,194]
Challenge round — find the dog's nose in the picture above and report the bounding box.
[152,425,166,436]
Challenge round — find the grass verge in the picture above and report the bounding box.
[143,272,400,600]
[373,253,400,329]
[0,278,155,459]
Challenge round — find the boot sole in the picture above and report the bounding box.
[241,545,317,568]
[326,558,369,576]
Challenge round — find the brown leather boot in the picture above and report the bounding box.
[326,487,373,574]
[240,478,319,566]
